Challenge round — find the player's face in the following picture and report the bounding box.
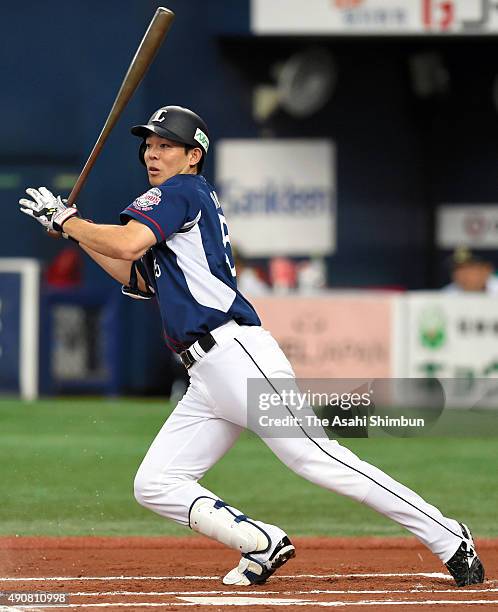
[144,134,195,185]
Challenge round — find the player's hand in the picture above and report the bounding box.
[19,187,79,232]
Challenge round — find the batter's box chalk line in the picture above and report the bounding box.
[64,587,498,595]
[3,598,498,609]
[0,572,456,582]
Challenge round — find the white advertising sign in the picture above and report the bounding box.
[216,140,336,257]
[405,293,498,377]
[251,0,498,35]
[437,205,498,249]
[403,293,498,406]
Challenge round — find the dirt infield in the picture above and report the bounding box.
[0,536,496,610]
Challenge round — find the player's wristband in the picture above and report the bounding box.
[53,207,80,232]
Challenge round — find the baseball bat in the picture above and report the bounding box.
[67,7,175,206]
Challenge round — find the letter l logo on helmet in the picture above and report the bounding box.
[151,109,168,123]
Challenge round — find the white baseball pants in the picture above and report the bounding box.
[134,321,462,563]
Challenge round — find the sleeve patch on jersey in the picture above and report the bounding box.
[132,187,162,212]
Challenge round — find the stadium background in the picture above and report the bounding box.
[1,0,497,543]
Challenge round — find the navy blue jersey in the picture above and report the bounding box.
[120,175,260,352]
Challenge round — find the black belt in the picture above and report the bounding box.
[180,333,217,369]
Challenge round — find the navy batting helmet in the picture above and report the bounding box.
[131,105,210,172]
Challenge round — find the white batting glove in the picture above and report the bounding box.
[19,187,79,232]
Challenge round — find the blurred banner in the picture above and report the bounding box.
[39,289,122,396]
[437,205,498,248]
[5,276,498,400]
[251,0,498,35]
[0,259,39,400]
[216,140,336,257]
[252,292,498,383]
[252,295,393,377]
[404,293,498,379]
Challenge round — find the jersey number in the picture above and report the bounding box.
[218,213,236,278]
[212,191,236,278]
[153,257,161,278]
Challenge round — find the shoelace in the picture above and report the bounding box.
[463,542,476,566]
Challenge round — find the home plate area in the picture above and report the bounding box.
[0,536,496,611]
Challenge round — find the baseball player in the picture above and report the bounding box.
[19,106,484,588]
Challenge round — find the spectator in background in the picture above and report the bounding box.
[232,246,270,296]
[269,257,297,294]
[45,246,82,288]
[297,256,327,293]
[443,247,498,294]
